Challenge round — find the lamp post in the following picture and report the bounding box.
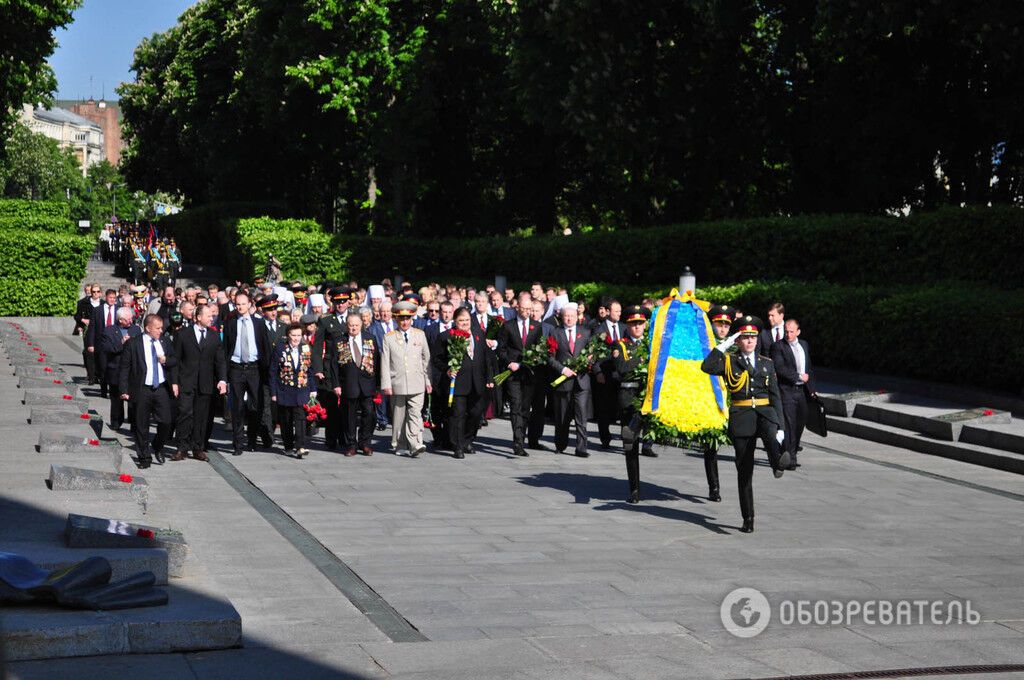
[679,266,696,296]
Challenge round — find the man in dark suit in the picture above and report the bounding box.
[86,289,121,398]
[118,314,179,469]
[701,315,788,533]
[770,317,815,470]
[330,312,380,456]
[497,291,544,457]
[592,299,626,448]
[547,303,592,457]
[757,302,785,355]
[100,307,141,430]
[425,301,455,449]
[313,287,354,449]
[527,298,552,450]
[172,303,227,461]
[75,283,102,384]
[431,308,494,458]
[222,291,270,456]
[257,294,285,446]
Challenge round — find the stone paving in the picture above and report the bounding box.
[5,332,1024,679]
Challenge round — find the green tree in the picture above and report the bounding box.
[0,0,81,157]
[0,121,82,201]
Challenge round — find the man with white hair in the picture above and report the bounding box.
[547,302,592,457]
[100,307,142,430]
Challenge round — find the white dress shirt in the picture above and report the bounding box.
[143,336,165,386]
[789,340,805,383]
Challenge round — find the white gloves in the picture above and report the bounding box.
[776,431,785,444]
[717,331,741,352]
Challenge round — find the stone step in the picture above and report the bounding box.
[38,432,123,454]
[852,401,1011,441]
[65,513,191,578]
[17,376,78,394]
[2,541,169,585]
[49,464,148,507]
[30,409,103,437]
[24,391,89,411]
[826,415,1024,475]
[818,389,891,417]
[0,579,241,661]
[959,420,1024,455]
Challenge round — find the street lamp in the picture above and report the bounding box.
[105,181,117,220]
[679,266,696,296]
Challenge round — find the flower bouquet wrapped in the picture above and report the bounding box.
[493,340,549,386]
[446,329,471,405]
[550,332,612,387]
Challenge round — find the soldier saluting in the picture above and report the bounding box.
[701,315,789,533]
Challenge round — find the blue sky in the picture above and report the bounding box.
[49,0,197,100]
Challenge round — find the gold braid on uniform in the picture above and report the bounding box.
[723,353,749,394]
[617,340,630,361]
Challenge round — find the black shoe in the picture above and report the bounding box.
[246,443,256,452]
[262,436,274,448]
[641,447,658,458]
[464,446,475,455]
[740,518,754,533]
[773,468,785,479]
[480,420,488,427]
[600,441,611,450]
[137,459,151,469]
[797,445,803,452]
[513,448,528,457]
[453,450,465,459]
[627,490,640,504]
[709,488,721,502]
[528,442,548,451]
[154,449,165,465]
[375,423,387,431]
[576,450,589,458]
[555,448,566,455]
[785,464,797,471]
[233,448,243,456]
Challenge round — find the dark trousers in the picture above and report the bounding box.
[259,383,278,442]
[345,395,374,448]
[429,389,451,449]
[83,335,96,382]
[450,390,487,452]
[505,375,533,450]
[176,389,212,453]
[320,387,345,448]
[228,363,261,449]
[780,385,808,459]
[731,417,782,520]
[108,382,128,428]
[703,444,720,492]
[132,384,173,461]
[593,380,618,445]
[279,405,307,450]
[553,388,589,454]
[527,375,548,445]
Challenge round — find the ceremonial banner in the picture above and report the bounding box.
[641,289,727,444]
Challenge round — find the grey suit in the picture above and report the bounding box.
[547,325,592,455]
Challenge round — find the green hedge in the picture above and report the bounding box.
[0,230,94,280]
[0,277,82,316]
[333,206,1023,289]
[0,199,73,232]
[156,201,289,268]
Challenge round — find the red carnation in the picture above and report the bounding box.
[37,357,44,362]
[119,473,133,483]
[80,414,90,420]
[136,528,155,539]
[87,438,99,446]
[62,394,73,400]
[43,367,53,373]
[983,409,994,416]
[450,329,470,339]
[604,335,615,346]
[546,336,559,355]
[373,392,383,405]
[52,379,62,384]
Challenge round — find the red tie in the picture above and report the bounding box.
[106,306,113,326]
[568,328,575,354]
[521,320,528,345]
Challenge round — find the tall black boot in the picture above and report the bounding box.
[626,453,640,503]
[703,444,721,502]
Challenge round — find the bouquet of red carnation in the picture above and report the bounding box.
[485,315,504,341]
[551,332,612,387]
[303,395,328,422]
[493,339,550,386]
[446,329,471,405]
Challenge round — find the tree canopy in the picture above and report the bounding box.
[118,0,1024,235]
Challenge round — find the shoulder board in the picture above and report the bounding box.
[385,330,399,336]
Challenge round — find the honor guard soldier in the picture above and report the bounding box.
[700,304,739,503]
[608,305,652,503]
[312,287,353,450]
[701,315,789,533]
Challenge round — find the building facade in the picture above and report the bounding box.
[20,104,105,176]
[57,99,124,166]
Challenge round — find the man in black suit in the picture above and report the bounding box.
[312,287,353,449]
[497,291,544,457]
[172,303,227,461]
[547,302,592,457]
[330,312,380,456]
[431,308,494,458]
[118,314,179,469]
[758,302,785,355]
[425,301,455,449]
[256,294,285,446]
[87,289,122,398]
[222,291,270,456]
[770,318,815,470]
[75,283,102,384]
[592,299,626,448]
[527,298,552,450]
[100,307,141,430]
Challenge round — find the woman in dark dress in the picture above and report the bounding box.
[269,323,318,458]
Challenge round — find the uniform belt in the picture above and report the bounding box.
[732,398,769,407]
[620,382,640,389]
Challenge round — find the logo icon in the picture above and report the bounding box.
[721,587,770,638]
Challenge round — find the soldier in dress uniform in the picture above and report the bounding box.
[380,301,432,457]
[700,304,738,503]
[312,287,353,451]
[609,306,652,503]
[257,294,285,446]
[701,315,789,533]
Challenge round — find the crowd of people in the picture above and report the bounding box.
[71,274,817,531]
[98,221,182,288]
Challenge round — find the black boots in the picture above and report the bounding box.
[626,453,640,504]
[740,518,754,533]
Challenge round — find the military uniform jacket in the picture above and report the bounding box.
[380,327,431,395]
[311,313,349,388]
[610,336,647,411]
[701,347,784,438]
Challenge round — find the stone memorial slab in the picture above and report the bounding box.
[3,541,168,585]
[65,513,191,577]
[818,389,890,417]
[50,465,149,507]
[928,408,1012,440]
[24,392,88,411]
[38,432,122,454]
[15,365,69,380]
[30,409,103,436]
[18,375,78,395]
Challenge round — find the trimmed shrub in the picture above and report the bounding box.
[0,277,82,316]
[157,201,289,267]
[0,199,73,231]
[0,230,94,280]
